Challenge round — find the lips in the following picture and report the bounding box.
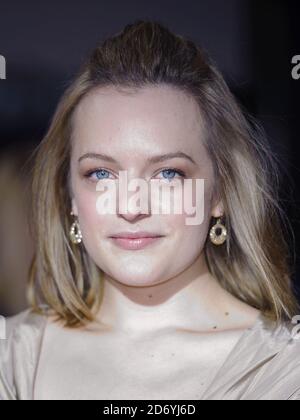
[109,231,164,239]
[109,232,165,250]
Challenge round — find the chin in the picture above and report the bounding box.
[107,269,163,288]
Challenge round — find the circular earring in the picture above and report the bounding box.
[209,217,227,245]
[69,211,83,244]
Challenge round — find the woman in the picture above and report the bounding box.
[1,20,300,400]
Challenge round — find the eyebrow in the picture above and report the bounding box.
[78,151,197,166]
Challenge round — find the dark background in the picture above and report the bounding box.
[0,0,299,315]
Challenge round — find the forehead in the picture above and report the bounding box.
[71,84,206,160]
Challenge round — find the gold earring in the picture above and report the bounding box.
[209,217,227,245]
[69,211,83,244]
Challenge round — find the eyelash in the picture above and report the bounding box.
[84,167,186,182]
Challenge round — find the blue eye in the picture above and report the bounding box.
[95,169,110,180]
[85,168,185,182]
[86,169,111,180]
[160,168,185,181]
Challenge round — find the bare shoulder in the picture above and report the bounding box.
[218,287,261,331]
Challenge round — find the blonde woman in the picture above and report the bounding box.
[1,20,300,400]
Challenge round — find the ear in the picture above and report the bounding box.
[211,192,224,219]
[71,198,79,216]
[211,201,224,218]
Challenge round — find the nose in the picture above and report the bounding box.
[117,178,150,222]
[119,211,149,223]
[117,194,150,222]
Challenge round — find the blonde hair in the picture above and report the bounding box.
[28,19,299,326]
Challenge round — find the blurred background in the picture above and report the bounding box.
[0,0,299,316]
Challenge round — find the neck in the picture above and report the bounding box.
[95,253,235,335]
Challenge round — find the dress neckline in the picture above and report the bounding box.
[200,311,292,399]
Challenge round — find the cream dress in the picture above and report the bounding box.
[0,309,300,400]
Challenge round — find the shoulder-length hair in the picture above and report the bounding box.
[28,19,299,327]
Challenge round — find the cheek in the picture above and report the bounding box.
[74,188,100,236]
[166,179,213,253]
[168,178,212,232]
[166,210,210,252]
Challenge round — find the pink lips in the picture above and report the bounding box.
[109,232,164,250]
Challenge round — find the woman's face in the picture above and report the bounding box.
[70,84,222,287]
